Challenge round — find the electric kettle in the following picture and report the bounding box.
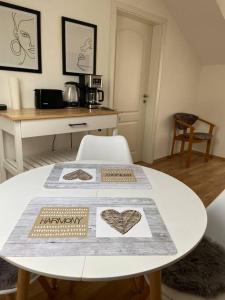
[64,82,80,107]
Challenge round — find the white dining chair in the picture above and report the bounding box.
[205,189,225,246]
[76,135,133,164]
[162,190,225,300]
[0,258,55,299]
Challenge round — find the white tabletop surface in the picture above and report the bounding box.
[0,162,207,281]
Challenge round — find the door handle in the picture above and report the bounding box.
[68,123,87,127]
[143,94,149,103]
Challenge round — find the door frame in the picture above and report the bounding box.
[108,1,167,163]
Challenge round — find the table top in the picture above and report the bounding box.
[0,162,207,281]
[0,107,117,121]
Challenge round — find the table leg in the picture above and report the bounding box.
[50,278,58,290]
[132,276,145,293]
[146,271,161,300]
[0,129,6,182]
[6,294,15,300]
[16,269,30,300]
[14,122,24,174]
[112,128,118,136]
[38,276,56,299]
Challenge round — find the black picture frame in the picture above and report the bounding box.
[62,16,97,76]
[0,1,42,73]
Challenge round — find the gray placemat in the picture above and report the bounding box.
[0,197,177,257]
[44,163,151,189]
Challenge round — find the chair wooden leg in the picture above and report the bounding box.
[16,269,30,300]
[5,294,15,300]
[146,271,161,300]
[132,276,145,293]
[186,140,193,167]
[50,278,58,290]
[171,137,176,157]
[69,281,74,295]
[38,276,56,299]
[205,139,212,162]
[180,140,185,155]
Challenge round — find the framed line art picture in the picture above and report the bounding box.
[0,1,42,73]
[62,17,97,75]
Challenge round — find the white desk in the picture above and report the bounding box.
[0,108,117,181]
[0,163,207,300]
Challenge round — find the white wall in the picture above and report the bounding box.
[196,65,225,157]
[0,0,111,107]
[0,0,111,156]
[0,0,201,159]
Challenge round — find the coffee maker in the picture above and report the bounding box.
[79,75,104,109]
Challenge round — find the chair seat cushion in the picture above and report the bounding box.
[183,132,213,140]
[162,237,225,298]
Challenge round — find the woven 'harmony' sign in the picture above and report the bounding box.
[29,207,89,238]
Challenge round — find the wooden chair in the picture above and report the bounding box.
[171,113,215,167]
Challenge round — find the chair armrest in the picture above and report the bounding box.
[198,118,215,127]
[175,119,195,130]
[198,118,215,134]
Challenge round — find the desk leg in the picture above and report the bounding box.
[112,128,118,136]
[16,269,30,300]
[146,271,161,300]
[0,129,6,182]
[14,122,24,174]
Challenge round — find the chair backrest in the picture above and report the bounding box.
[174,113,199,130]
[205,190,225,248]
[76,135,133,164]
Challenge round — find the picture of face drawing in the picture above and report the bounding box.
[77,37,93,72]
[10,12,35,65]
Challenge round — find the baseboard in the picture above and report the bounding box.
[137,155,173,165]
[152,150,225,163]
[152,155,173,163]
[193,150,225,161]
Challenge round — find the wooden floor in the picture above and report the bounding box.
[2,152,225,300]
[0,277,149,300]
[148,152,225,207]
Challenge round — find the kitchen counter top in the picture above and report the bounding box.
[0,107,117,121]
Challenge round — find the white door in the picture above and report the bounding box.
[114,14,153,162]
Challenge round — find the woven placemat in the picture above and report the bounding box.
[44,163,151,189]
[0,197,176,257]
[101,168,136,182]
[29,207,89,238]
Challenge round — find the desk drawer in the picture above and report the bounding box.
[21,115,117,138]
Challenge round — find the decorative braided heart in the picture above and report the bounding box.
[101,209,142,235]
[63,169,93,181]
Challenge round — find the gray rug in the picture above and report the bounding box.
[0,258,17,291]
[162,237,225,298]
[0,258,37,291]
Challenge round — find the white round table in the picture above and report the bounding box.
[0,163,207,300]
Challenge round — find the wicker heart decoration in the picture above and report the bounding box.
[63,169,93,181]
[101,209,142,235]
